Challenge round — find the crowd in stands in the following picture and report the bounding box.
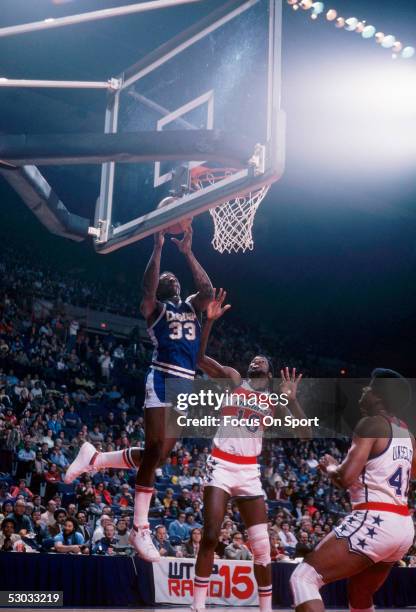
[0,248,415,563]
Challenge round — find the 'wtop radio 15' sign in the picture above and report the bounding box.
[153,558,259,606]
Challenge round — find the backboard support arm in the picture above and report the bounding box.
[0,130,257,168]
[0,165,90,241]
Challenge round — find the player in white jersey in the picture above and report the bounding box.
[290,368,416,612]
[192,290,310,612]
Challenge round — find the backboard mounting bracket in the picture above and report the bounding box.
[88,218,108,243]
[249,143,267,176]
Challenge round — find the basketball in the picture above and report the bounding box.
[157,197,192,235]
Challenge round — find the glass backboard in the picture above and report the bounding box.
[94,0,284,253]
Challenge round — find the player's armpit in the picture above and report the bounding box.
[140,297,162,321]
[189,291,213,314]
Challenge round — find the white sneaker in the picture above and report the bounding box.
[64,441,98,484]
[128,524,161,562]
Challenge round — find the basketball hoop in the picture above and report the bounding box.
[190,166,270,254]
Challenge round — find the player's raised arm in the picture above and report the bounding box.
[171,226,214,313]
[140,231,165,322]
[278,367,312,439]
[320,416,383,488]
[197,288,241,386]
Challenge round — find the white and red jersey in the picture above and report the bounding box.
[212,380,272,459]
[349,416,414,507]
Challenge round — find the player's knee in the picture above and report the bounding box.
[143,440,164,466]
[289,562,324,607]
[247,523,271,567]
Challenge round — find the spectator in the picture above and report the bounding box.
[99,352,113,380]
[10,479,33,500]
[0,518,22,552]
[68,319,80,351]
[93,523,118,555]
[76,511,92,544]
[64,406,81,434]
[182,527,202,558]
[114,484,133,508]
[41,429,55,450]
[89,494,106,526]
[30,509,50,551]
[49,447,69,471]
[17,441,36,471]
[184,512,202,537]
[178,466,193,488]
[215,528,231,558]
[54,518,84,553]
[89,425,104,444]
[152,525,178,557]
[92,515,113,544]
[49,508,67,537]
[168,512,188,543]
[278,521,298,555]
[47,414,62,437]
[7,500,32,534]
[113,518,130,550]
[162,456,177,478]
[76,477,96,511]
[294,531,314,558]
[224,532,252,561]
[163,487,174,510]
[41,500,57,527]
[191,500,203,524]
[168,499,180,519]
[177,488,192,511]
[44,463,61,487]
[270,533,287,561]
[305,497,318,517]
[95,482,112,506]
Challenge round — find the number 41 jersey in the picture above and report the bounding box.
[147,297,201,379]
[349,416,414,506]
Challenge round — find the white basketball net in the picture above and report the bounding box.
[191,168,270,254]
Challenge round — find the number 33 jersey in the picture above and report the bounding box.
[349,416,413,506]
[148,297,201,379]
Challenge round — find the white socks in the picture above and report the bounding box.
[193,575,209,609]
[258,585,273,612]
[92,448,137,470]
[133,484,154,527]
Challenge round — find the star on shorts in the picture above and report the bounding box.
[371,515,383,526]
[357,538,367,549]
[366,527,376,539]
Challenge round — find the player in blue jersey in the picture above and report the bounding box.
[134,227,213,554]
[65,226,213,561]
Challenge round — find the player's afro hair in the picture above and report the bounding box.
[370,368,411,414]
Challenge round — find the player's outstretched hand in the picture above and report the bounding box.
[171,226,193,254]
[319,453,338,473]
[279,367,302,401]
[206,288,231,321]
[154,230,165,249]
